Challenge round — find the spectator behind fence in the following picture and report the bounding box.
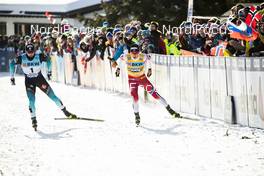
[164,31,181,56]
[0,35,8,49]
[2,4,264,62]
[149,21,166,55]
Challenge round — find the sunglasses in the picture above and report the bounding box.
[26,51,34,54]
[131,49,139,53]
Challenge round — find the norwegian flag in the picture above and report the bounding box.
[245,6,263,32]
[45,11,56,24]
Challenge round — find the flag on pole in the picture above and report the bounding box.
[187,0,194,22]
[45,11,56,24]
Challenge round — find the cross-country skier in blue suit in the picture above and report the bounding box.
[9,43,76,131]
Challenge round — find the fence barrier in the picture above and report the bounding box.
[1,50,263,129]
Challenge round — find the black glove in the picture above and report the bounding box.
[85,57,92,63]
[147,68,152,77]
[47,71,52,80]
[10,78,15,85]
[107,56,113,61]
[115,68,120,77]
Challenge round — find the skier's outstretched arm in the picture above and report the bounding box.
[112,44,125,62]
[145,54,152,77]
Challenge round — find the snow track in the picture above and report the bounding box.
[0,74,264,176]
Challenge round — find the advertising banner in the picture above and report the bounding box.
[210,57,228,121]
[179,56,195,114]
[63,53,74,85]
[226,57,249,126]
[154,55,170,102]
[168,55,181,111]
[196,56,211,117]
[246,57,264,128]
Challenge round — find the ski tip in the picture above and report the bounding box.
[174,116,200,121]
[54,117,105,122]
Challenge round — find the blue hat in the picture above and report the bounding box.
[106,32,113,38]
[130,26,137,33]
[125,31,133,37]
[113,28,121,35]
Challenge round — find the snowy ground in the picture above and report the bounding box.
[0,73,264,176]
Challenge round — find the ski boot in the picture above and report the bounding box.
[31,117,38,131]
[62,107,77,119]
[166,105,181,118]
[135,112,140,126]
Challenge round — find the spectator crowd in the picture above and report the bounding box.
[0,3,264,60]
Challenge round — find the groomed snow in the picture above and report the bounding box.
[0,74,264,176]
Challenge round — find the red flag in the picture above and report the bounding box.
[245,6,256,25]
[45,11,56,24]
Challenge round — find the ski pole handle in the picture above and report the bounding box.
[10,78,16,85]
[115,67,120,77]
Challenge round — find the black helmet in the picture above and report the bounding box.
[130,43,139,50]
[130,43,140,53]
[25,43,35,53]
